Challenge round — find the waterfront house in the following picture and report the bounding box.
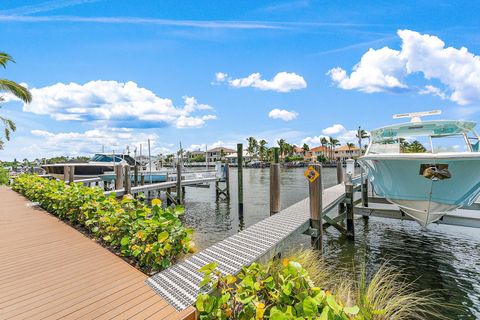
[226,150,254,164]
[309,146,328,161]
[333,145,361,161]
[206,147,236,162]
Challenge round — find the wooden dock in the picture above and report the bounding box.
[0,186,195,320]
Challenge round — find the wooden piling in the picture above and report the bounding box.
[134,165,139,187]
[362,180,369,207]
[63,165,70,183]
[270,148,280,215]
[176,163,183,205]
[124,166,131,195]
[308,164,323,251]
[140,174,145,186]
[115,164,124,191]
[337,159,345,213]
[69,166,75,184]
[345,173,355,240]
[237,143,244,214]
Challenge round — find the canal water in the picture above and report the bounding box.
[180,167,480,319]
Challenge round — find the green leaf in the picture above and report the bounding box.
[157,231,169,243]
[103,235,112,242]
[302,296,318,316]
[120,236,130,246]
[343,305,360,315]
[198,262,218,274]
[319,306,330,320]
[326,295,342,313]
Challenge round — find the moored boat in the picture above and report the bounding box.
[358,111,480,226]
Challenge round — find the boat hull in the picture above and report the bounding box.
[359,154,480,226]
[43,164,114,180]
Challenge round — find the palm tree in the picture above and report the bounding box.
[330,137,340,161]
[356,127,369,153]
[302,143,309,156]
[246,137,258,158]
[0,53,32,149]
[405,140,426,153]
[277,139,286,159]
[258,139,268,161]
[320,137,328,160]
[346,142,355,150]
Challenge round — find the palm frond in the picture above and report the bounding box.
[0,52,15,68]
[0,116,16,141]
[0,79,32,103]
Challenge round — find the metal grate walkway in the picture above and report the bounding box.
[146,183,347,311]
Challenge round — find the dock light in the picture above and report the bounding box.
[346,159,355,176]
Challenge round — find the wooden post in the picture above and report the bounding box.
[134,165,139,187]
[237,143,244,214]
[336,159,343,184]
[115,164,124,190]
[337,159,345,213]
[70,166,75,184]
[309,164,323,251]
[225,163,230,198]
[270,148,280,215]
[176,163,182,205]
[345,173,355,240]
[124,166,131,195]
[63,165,70,183]
[140,174,145,186]
[362,179,369,207]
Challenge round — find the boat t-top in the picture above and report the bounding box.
[358,110,480,227]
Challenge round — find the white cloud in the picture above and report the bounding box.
[327,47,407,93]
[419,85,447,100]
[268,108,298,121]
[10,80,216,128]
[187,140,233,151]
[28,127,171,156]
[216,72,307,92]
[215,72,228,82]
[301,135,325,145]
[322,124,346,135]
[328,29,480,105]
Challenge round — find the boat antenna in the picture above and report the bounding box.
[393,110,441,123]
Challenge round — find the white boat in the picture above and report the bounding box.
[358,110,480,227]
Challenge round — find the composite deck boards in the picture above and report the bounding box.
[0,186,195,320]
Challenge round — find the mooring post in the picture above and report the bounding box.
[140,174,145,186]
[134,165,138,187]
[124,166,131,195]
[270,148,281,215]
[176,163,183,205]
[63,165,70,183]
[362,179,369,207]
[309,164,323,251]
[336,159,345,213]
[237,143,244,214]
[345,169,355,240]
[225,163,230,198]
[69,166,75,184]
[115,164,124,191]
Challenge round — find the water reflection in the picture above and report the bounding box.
[178,167,480,319]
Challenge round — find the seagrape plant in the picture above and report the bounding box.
[196,259,359,320]
[12,174,193,273]
[196,250,443,320]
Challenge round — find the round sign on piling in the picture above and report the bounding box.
[304,166,320,183]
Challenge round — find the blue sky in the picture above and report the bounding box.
[1,0,480,160]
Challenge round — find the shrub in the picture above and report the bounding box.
[0,167,9,185]
[196,249,444,320]
[12,174,193,273]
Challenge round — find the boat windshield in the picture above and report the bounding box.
[367,120,479,154]
[368,134,479,154]
[91,154,136,165]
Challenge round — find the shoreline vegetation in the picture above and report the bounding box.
[12,174,193,274]
[196,250,446,320]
